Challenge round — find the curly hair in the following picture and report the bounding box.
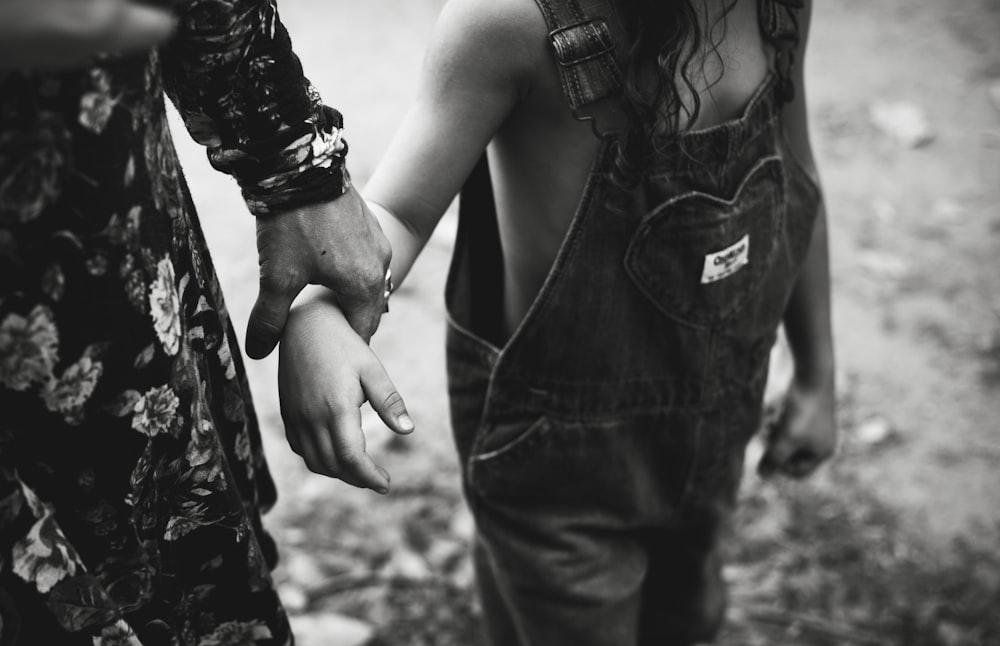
[611,0,739,184]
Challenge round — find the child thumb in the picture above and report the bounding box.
[361,359,414,435]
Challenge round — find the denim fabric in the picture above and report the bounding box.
[758,0,804,102]
[445,3,822,645]
[533,0,625,109]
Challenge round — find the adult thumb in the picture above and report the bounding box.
[361,359,414,436]
[245,286,298,360]
[339,297,383,344]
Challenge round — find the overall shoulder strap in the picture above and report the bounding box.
[532,0,625,110]
[758,0,804,103]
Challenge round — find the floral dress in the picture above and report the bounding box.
[0,2,348,644]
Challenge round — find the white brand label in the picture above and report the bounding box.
[701,234,750,284]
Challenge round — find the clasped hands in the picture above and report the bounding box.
[261,191,414,495]
[0,0,409,492]
[8,0,833,491]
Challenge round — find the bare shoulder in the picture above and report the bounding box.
[425,0,549,94]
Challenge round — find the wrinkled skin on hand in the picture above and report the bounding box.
[247,186,392,358]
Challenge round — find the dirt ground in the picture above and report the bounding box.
[168,0,1000,643]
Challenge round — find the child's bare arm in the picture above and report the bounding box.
[365,0,540,287]
[277,0,537,490]
[759,0,838,478]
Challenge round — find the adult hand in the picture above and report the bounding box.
[758,377,837,479]
[247,186,392,359]
[0,0,175,71]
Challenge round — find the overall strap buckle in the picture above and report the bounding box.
[759,0,803,103]
[550,19,616,67]
[534,0,624,110]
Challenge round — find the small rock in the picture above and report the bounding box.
[931,197,963,223]
[869,101,936,148]
[854,415,895,446]
[277,583,309,614]
[762,333,793,411]
[425,536,465,570]
[740,435,767,490]
[449,506,476,541]
[277,527,308,547]
[284,550,327,589]
[448,554,476,590]
[858,251,909,281]
[872,197,897,223]
[317,551,361,575]
[289,612,375,646]
[381,547,431,580]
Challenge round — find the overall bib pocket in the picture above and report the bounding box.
[624,156,786,329]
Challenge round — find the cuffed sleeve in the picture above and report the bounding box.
[161,0,349,216]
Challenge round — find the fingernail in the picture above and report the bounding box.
[398,414,414,432]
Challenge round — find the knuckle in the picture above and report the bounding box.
[330,261,385,306]
[259,266,303,295]
[359,262,387,295]
[381,390,404,412]
[323,399,352,420]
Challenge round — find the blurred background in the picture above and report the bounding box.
[167,0,1000,644]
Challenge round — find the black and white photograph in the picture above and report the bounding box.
[1,0,998,644]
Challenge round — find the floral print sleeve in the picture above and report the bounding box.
[161,0,350,216]
[0,2,333,644]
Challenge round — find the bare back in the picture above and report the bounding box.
[489,0,773,337]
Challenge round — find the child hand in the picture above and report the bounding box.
[278,298,414,493]
[758,376,837,479]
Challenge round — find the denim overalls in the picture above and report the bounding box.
[445,1,821,644]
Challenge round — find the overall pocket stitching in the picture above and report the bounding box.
[640,155,784,225]
[624,156,786,330]
[470,416,549,465]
